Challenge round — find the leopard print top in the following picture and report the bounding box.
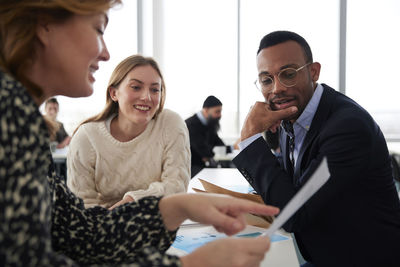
[0,71,181,266]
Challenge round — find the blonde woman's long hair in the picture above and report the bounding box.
[74,55,166,134]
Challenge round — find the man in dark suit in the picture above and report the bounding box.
[233,31,400,267]
[185,96,232,177]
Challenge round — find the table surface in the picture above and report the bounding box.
[188,168,247,193]
[213,150,239,161]
[167,168,300,267]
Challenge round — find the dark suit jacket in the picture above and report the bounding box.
[185,114,227,176]
[233,84,400,267]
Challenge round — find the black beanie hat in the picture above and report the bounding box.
[203,95,222,108]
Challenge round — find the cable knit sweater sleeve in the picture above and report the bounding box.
[67,124,100,208]
[124,110,191,201]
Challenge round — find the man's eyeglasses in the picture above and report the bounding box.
[254,62,312,93]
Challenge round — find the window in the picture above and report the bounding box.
[51,1,400,148]
[159,0,238,140]
[158,0,340,143]
[347,0,400,142]
[53,1,138,134]
[239,0,340,130]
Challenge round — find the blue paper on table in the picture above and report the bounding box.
[171,231,288,254]
[228,184,255,194]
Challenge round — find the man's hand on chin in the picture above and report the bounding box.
[240,102,297,140]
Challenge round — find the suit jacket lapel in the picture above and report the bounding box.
[280,126,294,177]
[294,84,337,181]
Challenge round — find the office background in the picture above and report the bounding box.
[48,0,400,147]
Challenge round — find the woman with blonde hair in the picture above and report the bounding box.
[0,1,280,266]
[67,55,190,209]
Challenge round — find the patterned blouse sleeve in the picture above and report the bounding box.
[66,125,102,208]
[0,74,77,266]
[0,72,181,267]
[50,174,181,266]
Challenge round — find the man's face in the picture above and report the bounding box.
[256,41,320,121]
[204,106,222,131]
[45,102,59,121]
[206,106,222,120]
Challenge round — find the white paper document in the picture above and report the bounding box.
[169,225,290,255]
[263,157,330,237]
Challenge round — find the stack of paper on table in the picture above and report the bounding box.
[192,157,330,232]
[168,224,290,256]
[172,158,330,264]
[192,178,273,228]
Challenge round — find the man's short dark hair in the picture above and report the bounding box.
[203,95,222,108]
[45,97,59,107]
[257,31,313,63]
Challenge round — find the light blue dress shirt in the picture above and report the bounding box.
[239,83,324,167]
[196,111,207,125]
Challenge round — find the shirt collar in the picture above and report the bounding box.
[196,111,208,126]
[294,83,324,132]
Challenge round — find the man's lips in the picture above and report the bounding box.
[271,97,296,110]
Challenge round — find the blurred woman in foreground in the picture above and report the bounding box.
[0,1,277,266]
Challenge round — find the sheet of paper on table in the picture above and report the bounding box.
[192,178,273,227]
[171,224,290,254]
[193,178,263,204]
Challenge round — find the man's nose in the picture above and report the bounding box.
[271,78,288,94]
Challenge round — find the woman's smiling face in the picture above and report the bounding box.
[110,64,162,127]
[36,13,110,99]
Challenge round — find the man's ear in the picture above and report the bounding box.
[310,62,321,82]
[202,107,209,117]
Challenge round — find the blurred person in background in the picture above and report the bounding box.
[44,97,71,148]
[185,95,237,177]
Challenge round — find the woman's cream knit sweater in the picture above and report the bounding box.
[67,109,190,208]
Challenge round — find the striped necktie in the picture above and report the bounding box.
[282,121,295,168]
